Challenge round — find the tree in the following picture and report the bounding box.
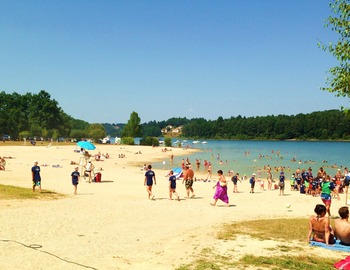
[320,0,350,100]
[122,111,141,138]
[88,124,106,142]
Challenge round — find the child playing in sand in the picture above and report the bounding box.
[71,167,80,195]
[168,170,180,201]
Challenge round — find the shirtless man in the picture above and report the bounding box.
[334,206,350,245]
[182,165,195,198]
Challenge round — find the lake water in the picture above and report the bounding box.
[151,139,350,179]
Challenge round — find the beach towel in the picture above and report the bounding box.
[310,240,350,252]
[334,255,350,269]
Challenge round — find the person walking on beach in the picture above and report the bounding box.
[249,173,256,193]
[31,160,41,192]
[168,170,180,201]
[71,166,80,195]
[182,165,195,198]
[211,170,229,207]
[231,173,241,193]
[144,165,156,200]
[320,175,339,217]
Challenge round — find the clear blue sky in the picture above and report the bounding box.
[1,0,348,124]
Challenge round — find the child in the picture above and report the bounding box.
[250,173,256,193]
[231,173,241,193]
[290,173,295,191]
[71,167,80,195]
[260,179,265,191]
[279,171,285,196]
[168,170,180,201]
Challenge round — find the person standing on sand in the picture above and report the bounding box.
[211,170,229,207]
[168,170,180,201]
[32,160,41,192]
[320,175,339,217]
[71,166,80,195]
[249,173,256,193]
[206,162,212,180]
[182,165,195,198]
[144,165,156,200]
[278,171,285,196]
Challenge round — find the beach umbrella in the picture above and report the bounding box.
[77,141,96,150]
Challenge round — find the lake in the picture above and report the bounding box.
[152,139,350,179]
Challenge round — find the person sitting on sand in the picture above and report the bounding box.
[334,206,350,246]
[0,156,6,170]
[94,152,101,161]
[308,204,335,245]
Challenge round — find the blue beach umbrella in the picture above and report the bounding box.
[77,141,96,150]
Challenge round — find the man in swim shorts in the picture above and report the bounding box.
[32,160,41,192]
[182,165,195,198]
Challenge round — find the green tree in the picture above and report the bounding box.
[122,111,141,138]
[88,124,106,142]
[320,0,350,100]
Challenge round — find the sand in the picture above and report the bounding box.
[0,143,346,269]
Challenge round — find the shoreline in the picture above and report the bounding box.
[0,144,347,269]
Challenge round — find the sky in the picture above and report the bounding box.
[1,0,349,124]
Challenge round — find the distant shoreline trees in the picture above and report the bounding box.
[1,91,348,141]
[141,110,350,141]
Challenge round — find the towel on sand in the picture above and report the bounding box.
[310,240,350,252]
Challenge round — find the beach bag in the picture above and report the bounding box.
[219,181,227,187]
[94,172,102,182]
[334,255,350,269]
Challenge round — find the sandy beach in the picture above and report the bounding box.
[0,143,346,269]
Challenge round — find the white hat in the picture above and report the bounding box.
[252,173,256,176]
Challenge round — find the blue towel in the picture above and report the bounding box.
[310,240,350,252]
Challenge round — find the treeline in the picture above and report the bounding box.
[0,90,105,141]
[2,90,349,141]
[142,110,350,140]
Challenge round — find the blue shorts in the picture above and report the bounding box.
[321,193,332,205]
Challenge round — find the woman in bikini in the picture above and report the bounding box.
[308,204,335,245]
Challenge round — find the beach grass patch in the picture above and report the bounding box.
[217,218,307,242]
[239,254,336,270]
[0,184,64,200]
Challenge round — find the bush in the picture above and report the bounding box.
[140,137,159,146]
[121,137,134,145]
[164,137,172,147]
